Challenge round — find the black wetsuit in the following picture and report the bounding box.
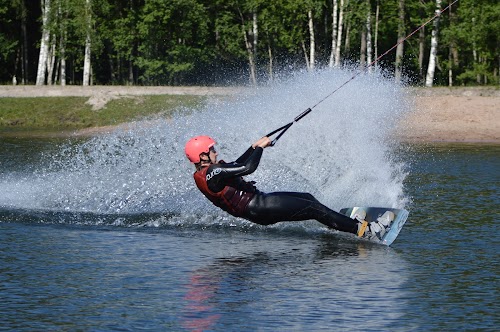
[203,146,358,234]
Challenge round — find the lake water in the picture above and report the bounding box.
[1,72,499,331]
[1,140,498,332]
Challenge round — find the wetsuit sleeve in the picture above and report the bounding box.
[235,146,255,164]
[206,147,263,192]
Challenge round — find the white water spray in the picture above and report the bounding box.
[1,69,410,226]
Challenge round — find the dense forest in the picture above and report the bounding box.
[0,0,498,87]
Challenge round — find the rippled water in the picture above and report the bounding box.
[2,143,498,332]
[1,70,498,330]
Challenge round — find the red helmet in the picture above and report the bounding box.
[185,136,216,163]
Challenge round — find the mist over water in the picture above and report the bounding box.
[0,69,411,227]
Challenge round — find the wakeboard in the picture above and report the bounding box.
[339,207,409,246]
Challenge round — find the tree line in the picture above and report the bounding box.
[0,0,498,87]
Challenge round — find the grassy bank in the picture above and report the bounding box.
[1,85,498,141]
[0,94,206,135]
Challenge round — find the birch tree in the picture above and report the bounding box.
[394,0,405,83]
[447,4,458,86]
[328,0,338,68]
[82,0,91,86]
[471,17,480,83]
[366,0,373,71]
[307,9,315,70]
[253,10,258,66]
[237,5,257,85]
[259,1,280,81]
[36,0,51,85]
[59,11,67,85]
[374,0,379,71]
[54,0,69,86]
[360,23,366,67]
[1,0,498,86]
[334,0,345,67]
[359,0,371,68]
[419,25,425,82]
[46,39,56,84]
[242,22,257,85]
[344,19,350,57]
[425,0,441,87]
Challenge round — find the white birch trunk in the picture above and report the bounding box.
[425,0,442,87]
[253,11,258,63]
[47,39,56,85]
[329,0,338,68]
[419,26,425,81]
[360,29,366,67]
[302,40,310,69]
[395,0,405,83]
[308,10,315,71]
[472,45,478,82]
[448,48,453,86]
[60,34,67,86]
[238,8,256,85]
[334,0,344,67]
[83,35,91,86]
[366,2,373,71]
[36,0,51,86]
[344,23,350,54]
[58,0,66,86]
[54,55,60,84]
[83,0,92,86]
[471,18,481,83]
[243,27,257,85]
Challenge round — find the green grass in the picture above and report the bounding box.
[0,95,206,133]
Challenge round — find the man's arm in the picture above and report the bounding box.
[207,137,270,192]
[235,146,255,164]
[207,147,264,192]
[235,136,271,163]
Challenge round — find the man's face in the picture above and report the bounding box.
[208,146,218,163]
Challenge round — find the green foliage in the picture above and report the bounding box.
[136,0,213,84]
[441,0,500,85]
[0,0,20,78]
[0,0,498,86]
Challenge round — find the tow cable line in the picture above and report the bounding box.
[267,0,459,146]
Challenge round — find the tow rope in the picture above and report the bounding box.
[267,0,459,146]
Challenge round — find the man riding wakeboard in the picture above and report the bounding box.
[185,135,390,239]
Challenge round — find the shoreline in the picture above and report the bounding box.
[398,91,499,144]
[1,85,499,144]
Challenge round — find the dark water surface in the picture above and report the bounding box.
[1,139,498,331]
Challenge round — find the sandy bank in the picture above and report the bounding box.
[1,85,499,143]
[400,88,499,143]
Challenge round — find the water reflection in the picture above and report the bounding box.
[180,237,410,331]
[182,265,224,331]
